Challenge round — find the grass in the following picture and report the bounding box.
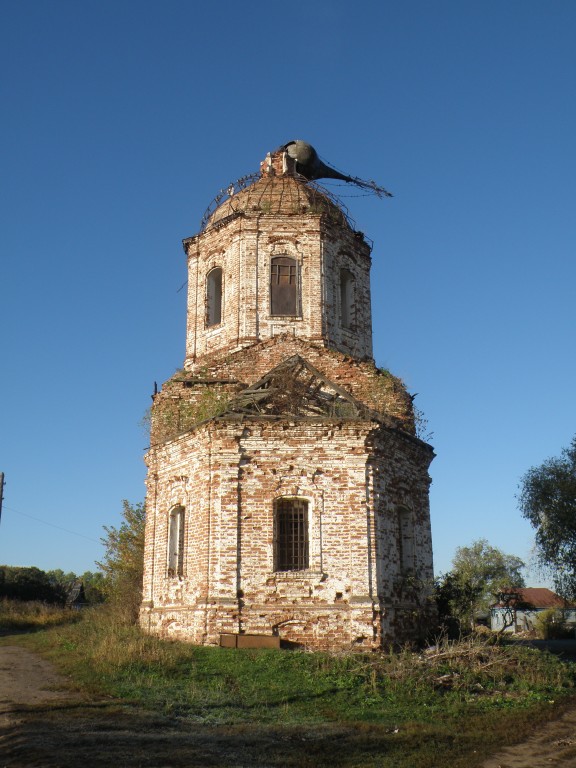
[0,597,79,631]
[2,601,576,767]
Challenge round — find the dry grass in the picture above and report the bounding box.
[0,598,75,631]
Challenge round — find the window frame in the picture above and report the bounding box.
[339,267,355,330]
[397,506,415,573]
[167,505,185,578]
[206,266,223,328]
[269,255,300,317]
[274,497,309,572]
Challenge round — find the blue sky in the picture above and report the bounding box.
[1,1,575,583]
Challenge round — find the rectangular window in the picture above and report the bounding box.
[340,268,354,329]
[270,256,298,316]
[275,498,309,571]
[206,267,223,327]
[398,508,414,572]
[168,506,185,576]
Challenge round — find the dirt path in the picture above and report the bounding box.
[479,706,576,767]
[0,645,78,708]
[1,644,576,767]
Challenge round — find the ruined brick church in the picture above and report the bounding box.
[140,142,435,651]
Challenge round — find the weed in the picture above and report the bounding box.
[0,599,77,631]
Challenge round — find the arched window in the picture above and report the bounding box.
[397,507,414,573]
[340,268,354,329]
[274,498,309,571]
[206,267,222,327]
[168,505,185,577]
[270,256,298,316]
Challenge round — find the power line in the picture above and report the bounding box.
[2,505,101,544]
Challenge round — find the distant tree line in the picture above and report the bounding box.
[0,565,106,605]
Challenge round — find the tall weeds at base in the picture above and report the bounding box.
[48,604,181,676]
[0,598,77,631]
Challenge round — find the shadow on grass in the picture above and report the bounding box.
[0,699,476,768]
[0,617,81,637]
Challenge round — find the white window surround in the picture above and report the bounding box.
[167,505,185,577]
[206,267,223,328]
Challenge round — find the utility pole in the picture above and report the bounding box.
[0,472,4,526]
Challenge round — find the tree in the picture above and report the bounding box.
[491,588,534,634]
[435,571,483,637]
[44,569,106,605]
[46,569,77,602]
[0,566,64,603]
[97,500,145,621]
[79,570,107,604]
[518,436,576,599]
[436,539,525,631]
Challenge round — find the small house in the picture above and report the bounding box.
[491,587,576,633]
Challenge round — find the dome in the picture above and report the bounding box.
[204,173,353,232]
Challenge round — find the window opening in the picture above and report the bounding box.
[275,498,309,571]
[340,268,354,329]
[206,267,223,327]
[270,256,298,316]
[168,506,185,577]
[398,507,414,572]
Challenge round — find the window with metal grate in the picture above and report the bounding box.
[275,498,309,571]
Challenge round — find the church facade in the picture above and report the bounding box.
[140,146,435,651]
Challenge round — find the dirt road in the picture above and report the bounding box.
[1,644,576,767]
[480,707,576,767]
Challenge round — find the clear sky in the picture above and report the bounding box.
[1,1,575,583]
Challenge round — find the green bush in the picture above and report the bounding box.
[534,608,574,639]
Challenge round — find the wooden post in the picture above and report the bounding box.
[0,472,4,526]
